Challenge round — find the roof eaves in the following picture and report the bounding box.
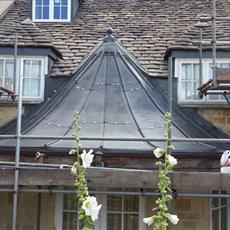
[0,43,63,59]
[164,45,230,59]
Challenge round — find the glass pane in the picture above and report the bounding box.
[124,196,138,212]
[185,82,193,100]
[208,63,213,79]
[0,60,3,77]
[23,60,30,78]
[64,194,78,210]
[32,60,41,79]
[220,63,230,68]
[193,63,200,81]
[62,0,68,5]
[221,207,227,230]
[193,82,200,100]
[23,79,30,96]
[124,214,139,230]
[220,94,225,101]
[5,79,14,91]
[36,6,42,19]
[107,213,121,230]
[221,192,227,206]
[54,0,61,4]
[180,82,186,100]
[181,64,192,80]
[61,6,68,19]
[43,0,49,5]
[36,0,42,5]
[5,60,14,78]
[212,197,219,209]
[43,6,49,19]
[181,64,187,80]
[208,93,219,100]
[212,209,219,230]
[63,213,78,230]
[107,196,122,211]
[54,6,60,19]
[31,79,40,96]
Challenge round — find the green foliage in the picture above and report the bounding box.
[144,112,179,229]
[70,112,94,230]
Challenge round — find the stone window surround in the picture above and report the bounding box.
[54,193,146,230]
[210,190,230,230]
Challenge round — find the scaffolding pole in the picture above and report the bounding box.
[212,0,217,86]
[0,135,230,143]
[12,33,22,230]
[0,188,229,198]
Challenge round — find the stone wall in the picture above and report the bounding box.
[171,197,210,230]
[0,193,37,230]
[0,193,55,230]
[40,194,55,230]
[0,105,17,127]
[146,196,210,230]
[0,193,211,230]
[198,108,230,135]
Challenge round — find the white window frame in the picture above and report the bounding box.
[32,0,71,22]
[0,55,47,103]
[20,57,46,101]
[210,191,230,230]
[0,58,16,92]
[175,58,230,105]
[55,194,146,230]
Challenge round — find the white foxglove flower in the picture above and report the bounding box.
[80,149,94,168]
[143,216,154,226]
[82,196,102,221]
[166,213,179,225]
[154,148,164,158]
[167,155,177,166]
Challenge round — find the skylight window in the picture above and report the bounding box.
[32,0,71,22]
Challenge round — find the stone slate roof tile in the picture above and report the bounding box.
[1,0,230,77]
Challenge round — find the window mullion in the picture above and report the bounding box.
[55,194,64,229]
[50,0,53,20]
[3,59,5,87]
[30,60,33,97]
[121,196,124,230]
[68,0,71,20]
[227,198,230,229]
[139,196,146,230]
[218,197,221,230]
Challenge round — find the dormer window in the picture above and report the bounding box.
[175,58,230,105]
[32,0,71,22]
[0,56,47,103]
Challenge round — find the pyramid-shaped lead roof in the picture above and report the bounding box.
[0,32,227,154]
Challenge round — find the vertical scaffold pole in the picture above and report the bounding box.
[168,56,173,149]
[199,28,203,87]
[212,0,217,85]
[167,56,173,230]
[12,33,22,230]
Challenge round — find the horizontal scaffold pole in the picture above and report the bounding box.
[0,188,230,198]
[0,135,230,143]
